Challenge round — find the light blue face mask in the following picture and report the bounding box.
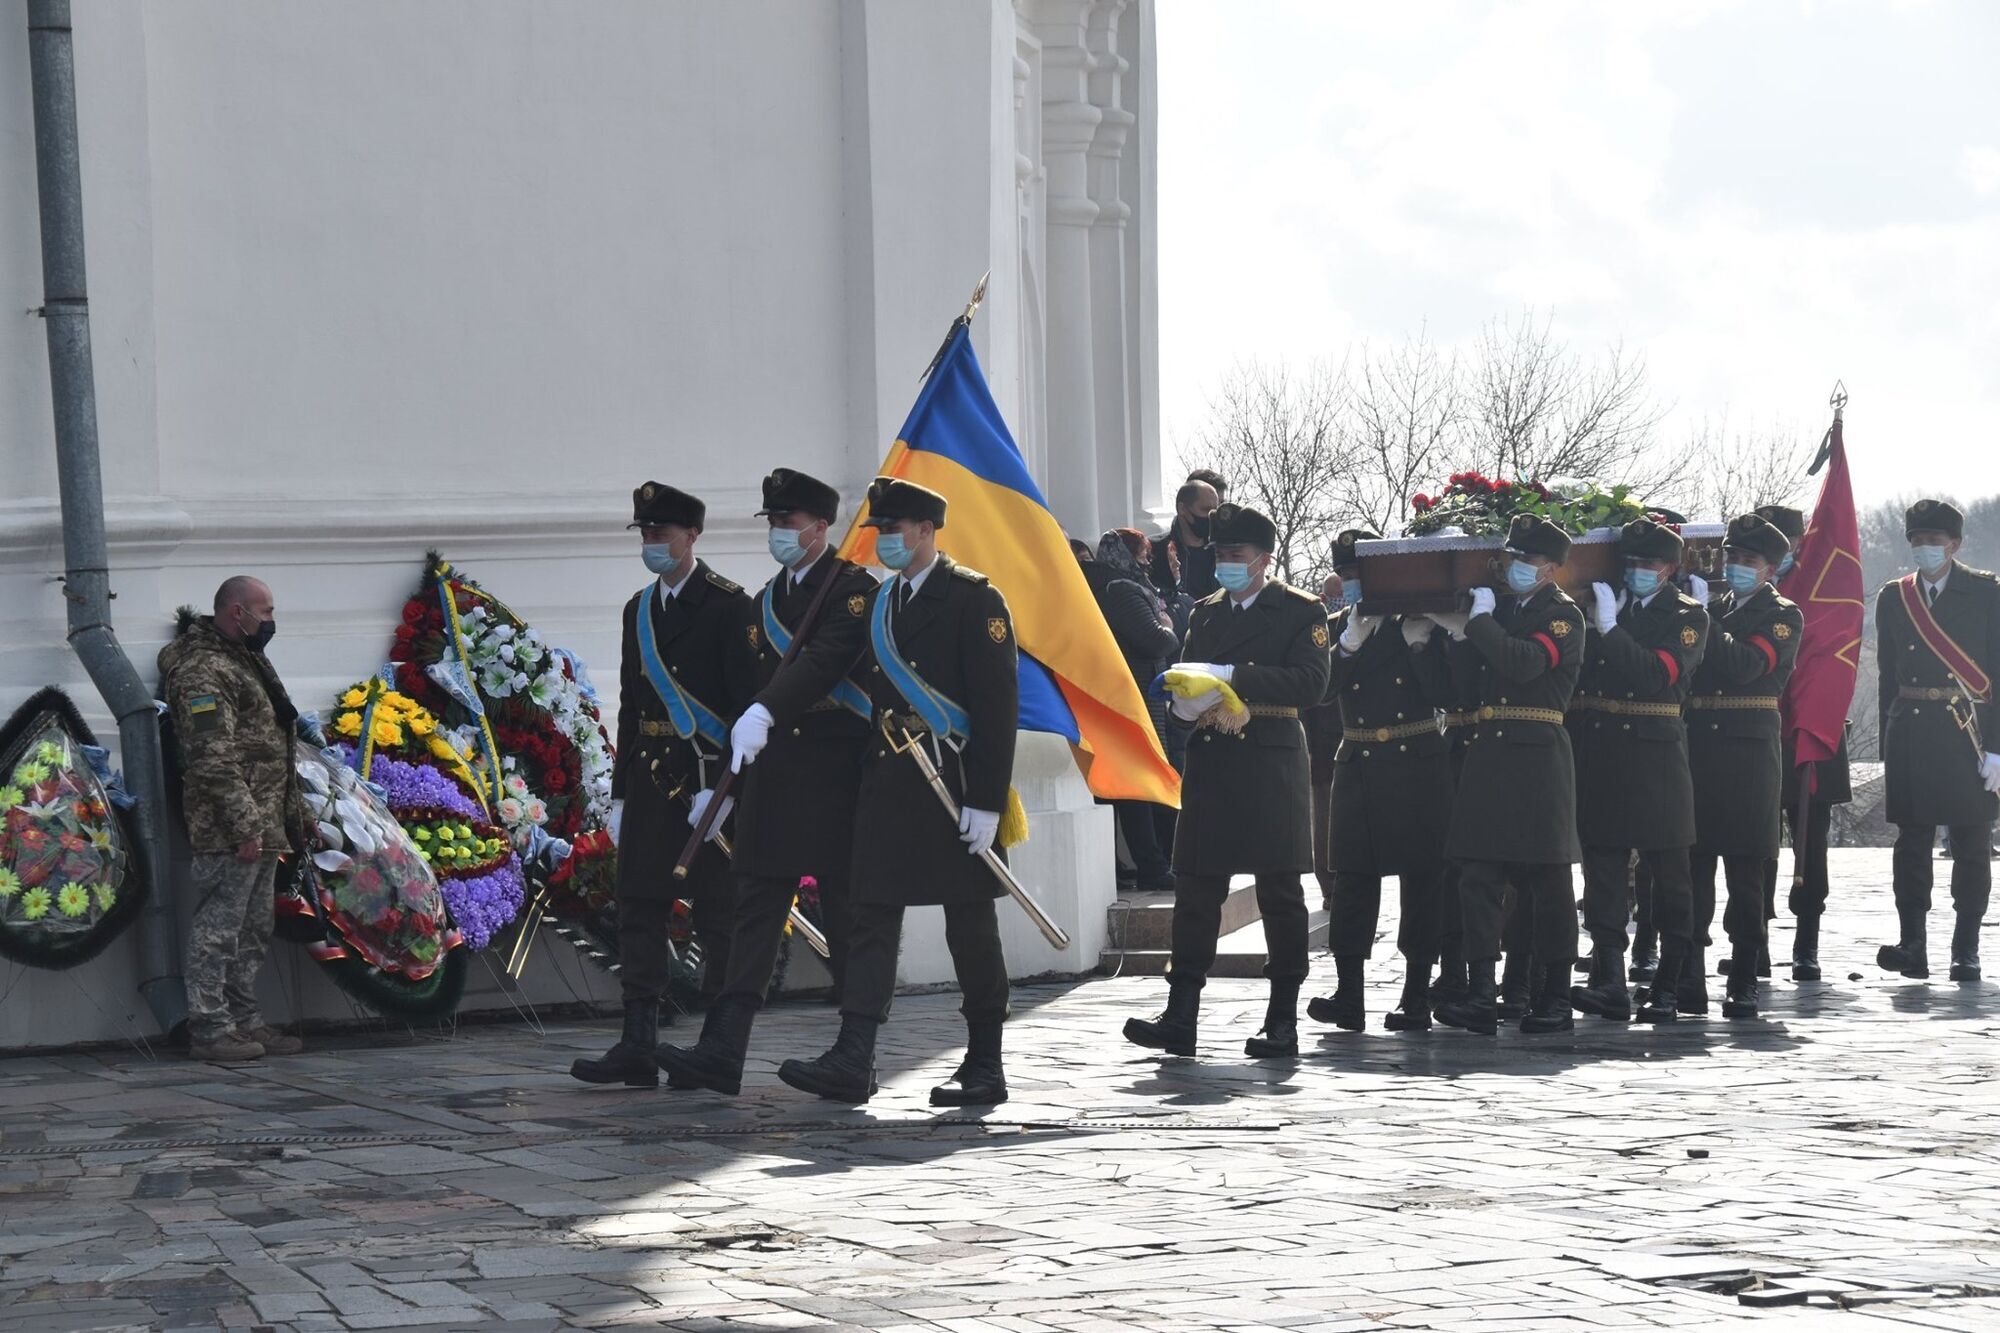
[1625,567,1662,599]
[1505,559,1541,595]
[768,526,811,568]
[1216,561,1255,594]
[1775,553,1795,579]
[1341,580,1363,608]
[641,543,680,576]
[1725,562,1762,595]
[876,531,915,571]
[1913,543,1949,575]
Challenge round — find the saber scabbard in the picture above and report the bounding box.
[881,712,1071,950]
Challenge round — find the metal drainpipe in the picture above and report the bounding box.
[28,0,187,1035]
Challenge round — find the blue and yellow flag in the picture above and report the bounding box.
[841,322,1180,807]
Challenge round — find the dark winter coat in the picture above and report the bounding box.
[1569,588,1709,851]
[1876,562,2000,828]
[1323,611,1454,875]
[1688,583,1803,858]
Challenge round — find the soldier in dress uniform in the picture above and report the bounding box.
[655,469,880,1095]
[1566,518,1710,1024]
[571,482,755,1089]
[1685,513,1803,1020]
[1756,503,1853,982]
[1875,499,2000,982]
[773,478,1021,1106]
[1429,514,1586,1036]
[1307,529,1455,1033]
[1123,503,1333,1059]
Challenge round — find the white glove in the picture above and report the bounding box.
[1173,661,1235,684]
[686,788,734,840]
[1428,611,1470,641]
[729,702,774,773]
[1983,753,2000,794]
[1468,587,1496,619]
[958,806,1000,857]
[1592,582,1619,634]
[1338,614,1381,653]
[1170,687,1223,721]
[608,798,624,848]
[1687,574,1710,604]
[1401,617,1435,647]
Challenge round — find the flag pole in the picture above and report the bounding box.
[920,270,990,382]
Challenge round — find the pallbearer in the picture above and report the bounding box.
[571,483,754,1089]
[1309,529,1455,1032]
[1567,518,1709,1024]
[1686,513,1802,1020]
[1431,514,1586,1036]
[657,469,879,1095]
[774,478,1021,1106]
[1124,503,1332,1059]
[1875,499,2000,982]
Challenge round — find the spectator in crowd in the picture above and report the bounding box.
[1090,529,1181,892]
[157,576,307,1064]
[1185,468,1230,503]
[1152,479,1221,602]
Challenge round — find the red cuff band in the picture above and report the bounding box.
[1750,636,1777,673]
[1532,632,1560,668]
[1654,649,1681,686]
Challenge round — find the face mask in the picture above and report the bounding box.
[1625,568,1662,599]
[1776,553,1795,579]
[1725,562,1761,595]
[1505,559,1541,595]
[768,527,809,568]
[1913,544,1949,575]
[1216,561,1255,594]
[246,618,276,651]
[1341,581,1363,609]
[641,543,680,576]
[876,532,915,571]
[1187,514,1211,540]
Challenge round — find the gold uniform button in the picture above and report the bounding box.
[791,728,802,737]
[1375,728,1390,741]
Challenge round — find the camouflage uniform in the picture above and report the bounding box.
[158,615,303,1042]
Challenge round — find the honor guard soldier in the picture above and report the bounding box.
[1308,529,1455,1033]
[571,482,755,1089]
[1875,499,2000,982]
[656,469,879,1095]
[1430,514,1586,1036]
[1686,513,1802,1020]
[1124,503,1333,1059]
[1567,518,1709,1024]
[774,478,1021,1106]
[1757,503,1853,981]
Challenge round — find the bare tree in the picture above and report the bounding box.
[1182,359,1352,585]
[1336,325,1465,537]
[1681,412,1817,520]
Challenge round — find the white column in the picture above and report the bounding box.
[1085,0,1134,539]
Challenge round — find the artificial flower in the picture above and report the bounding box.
[340,688,369,709]
[0,867,18,899]
[335,711,363,738]
[93,882,116,911]
[35,741,65,765]
[407,713,436,736]
[21,886,51,920]
[56,882,90,917]
[87,827,112,852]
[370,717,404,749]
[13,762,49,788]
[0,786,21,809]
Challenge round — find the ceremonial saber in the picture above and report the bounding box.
[882,711,1071,950]
[664,779,830,959]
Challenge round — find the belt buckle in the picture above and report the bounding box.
[1374,726,1391,742]
[1477,706,1495,722]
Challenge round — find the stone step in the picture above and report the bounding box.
[1102,878,1265,952]
[1100,906,1329,977]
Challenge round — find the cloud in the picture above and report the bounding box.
[1962,146,2000,198]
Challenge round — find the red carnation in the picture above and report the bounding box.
[402,601,426,626]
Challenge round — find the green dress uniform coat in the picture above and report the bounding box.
[1172,583,1333,877]
[1444,583,1587,865]
[1688,583,1803,858]
[612,562,757,904]
[1324,611,1453,875]
[732,556,880,880]
[832,557,1019,907]
[1569,589,1709,851]
[1877,563,2000,828]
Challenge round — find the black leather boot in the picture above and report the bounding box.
[1675,945,1710,1015]
[1720,965,1760,1019]
[1246,979,1301,1057]
[1495,953,1530,1021]
[1430,953,1469,1014]
[1629,925,1659,982]
[931,1019,1008,1105]
[1949,912,1982,981]
[1634,937,1683,1024]
[1520,963,1575,1034]
[777,1014,880,1103]
[1877,905,1929,978]
[1307,956,1365,1031]
[1123,978,1200,1056]
[1435,960,1497,1035]
[1572,937,1632,1021]
[656,996,757,1095]
[1385,958,1433,1031]
[569,998,660,1088]
[1792,913,1822,981]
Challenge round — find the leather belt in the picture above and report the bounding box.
[1470,705,1567,726]
[807,698,853,713]
[1343,719,1441,743]
[636,719,681,737]
[1244,704,1300,720]
[1685,696,1778,711]
[1439,711,1480,729]
[1569,697,1686,718]
[1900,685,1984,703]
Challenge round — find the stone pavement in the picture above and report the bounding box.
[3,848,1999,1333]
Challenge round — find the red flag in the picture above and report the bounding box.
[1777,413,1863,770]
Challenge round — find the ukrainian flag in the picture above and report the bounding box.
[840,321,1181,807]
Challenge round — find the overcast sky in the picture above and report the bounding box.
[1155,0,2000,509]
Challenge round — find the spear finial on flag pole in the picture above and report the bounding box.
[1811,379,1847,474]
[922,270,992,382]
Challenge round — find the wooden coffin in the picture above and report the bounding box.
[1355,524,1726,616]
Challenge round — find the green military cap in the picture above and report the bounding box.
[629,481,705,531]
[861,476,947,529]
[755,468,841,523]
[1619,516,1684,563]
[1905,498,1963,541]
[1211,502,1278,551]
[1725,512,1791,564]
[1505,513,1571,562]
[1331,528,1380,570]
[1754,504,1806,546]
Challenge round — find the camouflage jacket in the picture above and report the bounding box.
[157,614,302,855]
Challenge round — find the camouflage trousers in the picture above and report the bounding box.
[186,853,279,1042]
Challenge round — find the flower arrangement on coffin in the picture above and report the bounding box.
[0,688,147,969]
[285,741,468,1019]
[1407,473,1651,538]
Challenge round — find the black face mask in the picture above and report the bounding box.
[1186,514,1210,540]
[246,618,276,652]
